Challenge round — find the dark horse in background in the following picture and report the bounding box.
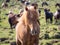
[42,1,48,7]
[8,14,18,29]
[7,11,20,29]
[44,8,53,23]
[16,4,40,45]
[55,3,60,8]
[20,0,26,4]
[6,0,10,2]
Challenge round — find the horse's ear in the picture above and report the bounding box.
[25,6,28,11]
[34,4,38,9]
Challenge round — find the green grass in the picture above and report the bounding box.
[0,0,60,45]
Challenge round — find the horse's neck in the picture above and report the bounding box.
[23,15,29,25]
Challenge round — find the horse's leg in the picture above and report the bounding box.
[50,17,53,23]
[21,41,27,45]
[16,35,21,45]
[55,18,57,23]
[8,18,13,29]
[42,4,43,7]
[16,38,25,45]
[10,24,13,29]
[16,38,21,45]
[8,22,13,29]
[46,18,47,23]
[17,40,21,45]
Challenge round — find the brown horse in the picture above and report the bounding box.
[16,5,40,45]
[8,11,18,29]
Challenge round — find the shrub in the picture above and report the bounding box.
[44,33,50,39]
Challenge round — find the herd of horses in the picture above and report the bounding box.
[7,4,60,45]
[7,5,60,29]
[2,0,60,8]
[1,0,60,45]
[44,8,60,23]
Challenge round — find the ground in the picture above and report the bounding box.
[0,0,60,45]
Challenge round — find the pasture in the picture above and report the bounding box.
[0,0,60,45]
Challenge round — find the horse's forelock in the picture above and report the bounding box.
[23,6,39,19]
[24,6,37,12]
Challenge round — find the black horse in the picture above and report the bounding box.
[55,3,60,8]
[44,8,53,23]
[6,0,10,2]
[42,2,48,7]
[20,0,26,4]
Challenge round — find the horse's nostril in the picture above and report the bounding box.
[30,30,37,35]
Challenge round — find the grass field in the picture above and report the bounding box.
[0,0,60,45]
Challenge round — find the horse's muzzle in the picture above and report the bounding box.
[30,30,38,36]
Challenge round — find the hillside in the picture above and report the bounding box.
[0,0,60,45]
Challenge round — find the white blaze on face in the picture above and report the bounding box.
[29,24,34,35]
[30,25,33,32]
[30,24,37,35]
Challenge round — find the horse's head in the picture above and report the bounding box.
[22,5,39,35]
[23,4,39,21]
[44,8,50,13]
